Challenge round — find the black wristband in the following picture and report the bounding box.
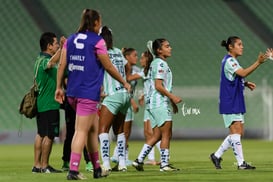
[244,81,248,86]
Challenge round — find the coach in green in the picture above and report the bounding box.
[31,32,65,173]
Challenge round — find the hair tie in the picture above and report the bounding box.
[147,40,155,59]
[98,27,102,35]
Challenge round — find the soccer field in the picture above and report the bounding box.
[0,140,273,182]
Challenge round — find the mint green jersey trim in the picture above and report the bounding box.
[147,58,172,109]
[224,57,241,81]
[103,47,127,96]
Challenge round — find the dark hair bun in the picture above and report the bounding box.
[221,40,227,47]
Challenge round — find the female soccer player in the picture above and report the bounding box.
[55,9,130,180]
[126,50,161,165]
[111,47,140,167]
[132,39,182,172]
[210,36,268,170]
[98,26,131,172]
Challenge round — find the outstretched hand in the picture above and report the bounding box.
[257,52,268,64]
[266,48,273,60]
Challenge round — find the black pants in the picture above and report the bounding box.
[61,98,90,163]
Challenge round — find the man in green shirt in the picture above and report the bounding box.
[32,32,65,173]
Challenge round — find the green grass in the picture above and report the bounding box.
[0,140,273,182]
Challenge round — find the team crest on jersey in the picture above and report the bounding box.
[232,63,237,67]
[158,69,164,73]
[160,63,164,67]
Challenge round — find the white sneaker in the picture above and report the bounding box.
[111,163,127,172]
[101,165,112,173]
[93,167,110,178]
[67,171,87,180]
[118,165,127,172]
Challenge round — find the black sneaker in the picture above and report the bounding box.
[93,167,109,178]
[111,163,127,172]
[67,170,87,180]
[209,153,222,169]
[238,161,256,170]
[32,166,41,173]
[132,159,144,171]
[160,164,180,172]
[41,165,62,173]
[111,163,119,172]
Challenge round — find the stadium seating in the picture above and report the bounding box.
[1,0,272,140]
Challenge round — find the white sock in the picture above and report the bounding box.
[147,147,155,161]
[99,133,110,168]
[112,145,118,160]
[117,133,126,167]
[137,144,152,163]
[160,148,169,167]
[214,135,231,158]
[230,134,244,165]
[155,141,161,153]
[126,146,129,161]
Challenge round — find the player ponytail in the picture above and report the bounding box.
[221,36,240,51]
[100,26,113,50]
[77,9,100,33]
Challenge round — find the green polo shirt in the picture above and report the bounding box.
[34,52,60,112]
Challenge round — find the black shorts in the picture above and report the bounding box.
[36,110,60,138]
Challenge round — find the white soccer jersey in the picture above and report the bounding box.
[138,69,151,102]
[130,65,141,96]
[103,47,128,95]
[146,58,172,109]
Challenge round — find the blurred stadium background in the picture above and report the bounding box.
[1,0,273,143]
